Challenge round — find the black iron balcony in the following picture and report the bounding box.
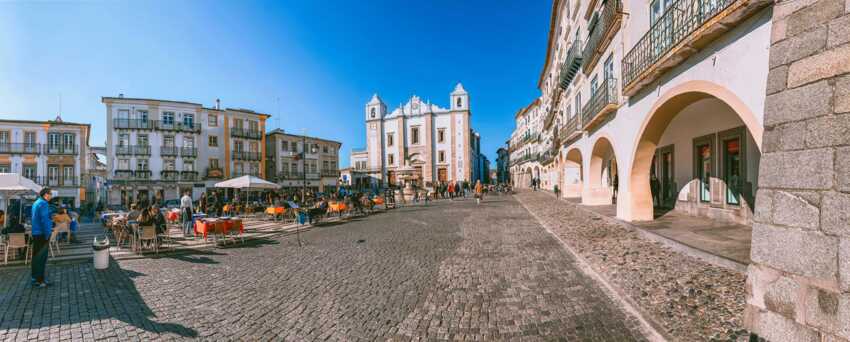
[160,146,178,157]
[320,169,339,178]
[134,170,152,180]
[278,172,304,180]
[44,144,77,155]
[180,171,198,182]
[0,143,41,154]
[113,118,155,130]
[114,169,134,179]
[232,150,261,161]
[582,0,623,73]
[180,147,198,158]
[161,170,180,182]
[116,145,133,156]
[156,121,201,134]
[232,171,261,178]
[205,167,224,179]
[133,145,151,156]
[582,77,619,130]
[560,113,582,146]
[559,39,584,90]
[621,0,768,95]
[230,127,263,140]
[34,176,80,187]
[539,151,555,166]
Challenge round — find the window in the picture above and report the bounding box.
[290,141,297,152]
[0,131,8,144]
[23,165,36,179]
[209,136,218,147]
[650,0,673,23]
[232,118,243,129]
[323,160,329,170]
[693,135,715,203]
[370,107,376,118]
[456,97,462,108]
[604,54,614,81]
[575,93,582,114]
[411,127,420,145]
[387,133,394,147]
[0,165,9,173]
[117,109,129,120]
[184,136,195,148]
[590,75,599,95]
[438,151,446,163]
[48,166,58,185]
[721,128,747,206]
[136,110,149,121]
[163,135,174,147]
[281,140,289,151]
[63,166,74,186]
[137,159,149,170]
[183,161,194,172]
[24,132,35,145]
[208,114,218,127]
[117,159,130,170]
[234,162,244,175]
[388,154,395,165]
[164,160,176,171]
[63,133,75,148]
[137,134,148,146]
[209,158,219,169]
[249,121,259,132]
[331,161,337,170]
[234,141,244,152]
[438,129,445,143]
[250,142,259,153]
[323,146,328,153]
[183,113,194,127]
[162,112,175,125]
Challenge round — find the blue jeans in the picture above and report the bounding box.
[31,235,49,283]
[183,220,194,236]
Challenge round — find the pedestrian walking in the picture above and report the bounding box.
[474,180,484,205]
[31,187,53,288]
[180,191,194,238]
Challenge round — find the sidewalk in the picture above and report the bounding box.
[515,190,749,342]
[562,197,752,268]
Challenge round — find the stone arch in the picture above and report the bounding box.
[584,135,618,205]
[625,80,764,221]
[524,166,533,188]
[563,147,583,198]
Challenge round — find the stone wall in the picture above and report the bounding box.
[745,0,850,339]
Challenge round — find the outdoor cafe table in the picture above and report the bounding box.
[194,217,243,240]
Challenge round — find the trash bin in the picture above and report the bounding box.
[92,236,110,270]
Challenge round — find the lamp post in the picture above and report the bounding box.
[296,131,318,247]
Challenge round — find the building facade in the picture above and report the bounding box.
[103,96,269,206]
[509,0,771,225]
[265,129,341,192]
[0,118,91,209]
[508,99,544,189]
[495,147,510,184]
[360,84,478,188]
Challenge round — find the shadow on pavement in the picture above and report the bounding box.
[0,258,198,338]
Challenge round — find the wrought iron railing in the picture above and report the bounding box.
[134,170,152,180]
[232,150,261,161]
[622,0,737,88]
[133,145,151,156]
[230,127,263,140]
[161,170,179,182]
[278,172,304,180]
[156,121,202,133]
[559,39,584,90]
[582,77,619,129]
[113,118,155,130]
[180,147,198,158]
[320,169,339,178]
[160,146,178,157]
[180,171,198,182]
[205,167,224,179]
[582,0,623,72]
[0,143,41,154]
[44,144,78,155]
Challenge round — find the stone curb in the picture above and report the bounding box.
[514,193,670,342]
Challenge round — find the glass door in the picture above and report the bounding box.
[696,144,712,203]
[724,138,741,205]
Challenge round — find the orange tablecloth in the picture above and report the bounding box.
[373,197,385,205]
[194,218,243,239]
[167,211,179,222]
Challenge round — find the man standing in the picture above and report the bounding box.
[180,191,194,238]
[31,188,53,288]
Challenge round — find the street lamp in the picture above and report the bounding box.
[293,131,318,247]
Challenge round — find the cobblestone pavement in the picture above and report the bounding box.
[515,191,749,342]
[0,196,649,341]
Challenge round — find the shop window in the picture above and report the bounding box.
[693,134,715,203]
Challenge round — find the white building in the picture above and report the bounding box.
[360,84,481,188]
[0,118,91,209]
[103,95,269,207]
[511,0,770,225]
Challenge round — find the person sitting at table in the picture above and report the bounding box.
[52,207,72,242]
[138,207,154,227]
[127,204,142,222]
[148,205,167,235]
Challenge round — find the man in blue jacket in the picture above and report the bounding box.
[31,188,53,288]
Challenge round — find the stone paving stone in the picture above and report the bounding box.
[515,191,749,341]
[0,195,648,341]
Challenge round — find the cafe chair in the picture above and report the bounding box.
[138,226,158,254]
[3,233,30,265]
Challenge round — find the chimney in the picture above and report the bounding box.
[216,98,220,110]
[118,93,124,98]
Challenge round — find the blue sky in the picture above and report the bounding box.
[0,0,549,167]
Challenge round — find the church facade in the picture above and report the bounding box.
[361,83,480,188]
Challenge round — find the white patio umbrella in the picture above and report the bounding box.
[0,173,43,226]
[213,175,280,214]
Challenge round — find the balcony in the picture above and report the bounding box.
[156,121,202,134]
[160,146,178,157]
[582,0,624,74]
[113,118,155,130]
[559,39,584,90]
[559,114,583,146]
[114,169,134,179]
[0,143,41,155]
[582,77,620,131]
[134,170,152,180]
[320,169,340,178]
[116,146,133,156]
[232,171,261,178]
[161,170,180,182]
[278,172,304,180]
[33,176,80,188]
[205,167,224,179]
[539,151,555,166]
[133,145,151,156]
[180,171,198,182]
[232,150,261,161]
[230,127,263,140]
[44,144,77,155]
[621,0,769,96]
[180,147,198,158]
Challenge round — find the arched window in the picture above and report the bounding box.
[370,107,376,118]
[456,97,462,108]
